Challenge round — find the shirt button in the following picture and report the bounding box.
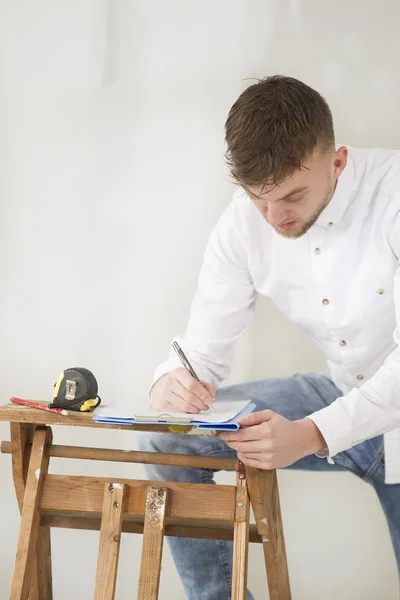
[357,374,364,381]
[339,340,347,346]
[377,288,385,295]
[314,247,321,254]
[327,222,334,227]
[322,298,330,305]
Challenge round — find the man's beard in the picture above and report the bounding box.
[274,184,334,239]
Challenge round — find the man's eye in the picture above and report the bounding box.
[287,197,303,203]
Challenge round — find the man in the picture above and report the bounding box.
[138,75,400,599]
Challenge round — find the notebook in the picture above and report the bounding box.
[93,399,255,431]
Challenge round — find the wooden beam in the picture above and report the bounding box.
[40,514,263,543]
[1,440,238,471]
[40,474,236,523]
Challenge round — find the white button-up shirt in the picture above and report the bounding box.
[153,146,400,484]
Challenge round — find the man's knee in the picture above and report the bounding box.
[136,431,172,454]
[136,431,205,456]
[136,431,217,484]
[136,430,226,461]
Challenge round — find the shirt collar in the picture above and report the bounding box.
[315,147,354,230]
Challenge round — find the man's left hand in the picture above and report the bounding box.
[219,410,327,470]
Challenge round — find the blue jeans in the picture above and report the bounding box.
[137,373,400,600]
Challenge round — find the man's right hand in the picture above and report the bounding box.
[150,368,216,414]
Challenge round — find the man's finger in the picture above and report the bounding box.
[201,381,216,401]
[219,423,265,443]
[237,409,275,427]
[223,440,268,453]
[237,452,271,469]
[175,369,214,405]
[167,393,201,414]
[239,451,269,460]
[170,380,208,411]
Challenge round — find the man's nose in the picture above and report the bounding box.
[265,202,287,227]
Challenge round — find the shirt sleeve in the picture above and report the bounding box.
[307,209,400,458]
[152,197,257,389]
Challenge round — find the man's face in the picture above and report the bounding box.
[246,146,348,239]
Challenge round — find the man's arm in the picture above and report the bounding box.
[152,196,257,390]
[306,209,400,459]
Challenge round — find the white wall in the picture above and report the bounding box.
[0,1,399,598]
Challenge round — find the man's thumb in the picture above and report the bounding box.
[238,409,275,426]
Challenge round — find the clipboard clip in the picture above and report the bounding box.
[134,414,193,424]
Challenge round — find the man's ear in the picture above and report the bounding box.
[333,146,348,179]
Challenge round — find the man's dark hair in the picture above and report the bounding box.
[225,75,335,187]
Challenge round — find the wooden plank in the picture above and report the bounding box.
[138,486,168,599]
[10,423,53,600]
[246,468,291,600]
[94,483,126,600]
[1,404,211,435]
[10,426,52,600]
[10,422,33,512]
[30,527,53,600]
[40,475,236,522]
[11,422,39,600]
[40,514,263,543]
[231,468,250,600]
[0,403,169,431]
[2,440,238,472]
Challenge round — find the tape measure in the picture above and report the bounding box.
[49,367,101,412]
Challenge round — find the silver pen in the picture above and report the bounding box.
[172,341,215,412]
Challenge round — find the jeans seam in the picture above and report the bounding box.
[199,468,211,484]
[329,455,361,477]
[218,540,233,597]
[201,448,234,457]
[194,446,234,460]
[362,441,385,482]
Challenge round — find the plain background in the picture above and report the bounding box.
[0,1,399,598]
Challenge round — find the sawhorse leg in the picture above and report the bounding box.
[10,424,53,600]
[247,467,291,600]
[232,465,250,600]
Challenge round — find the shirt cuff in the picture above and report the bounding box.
[152,359,182,386]
[305,399,354,462]
[313,445,335,465]
[148,358,182,400]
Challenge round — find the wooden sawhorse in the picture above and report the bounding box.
[0,403,291,599]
